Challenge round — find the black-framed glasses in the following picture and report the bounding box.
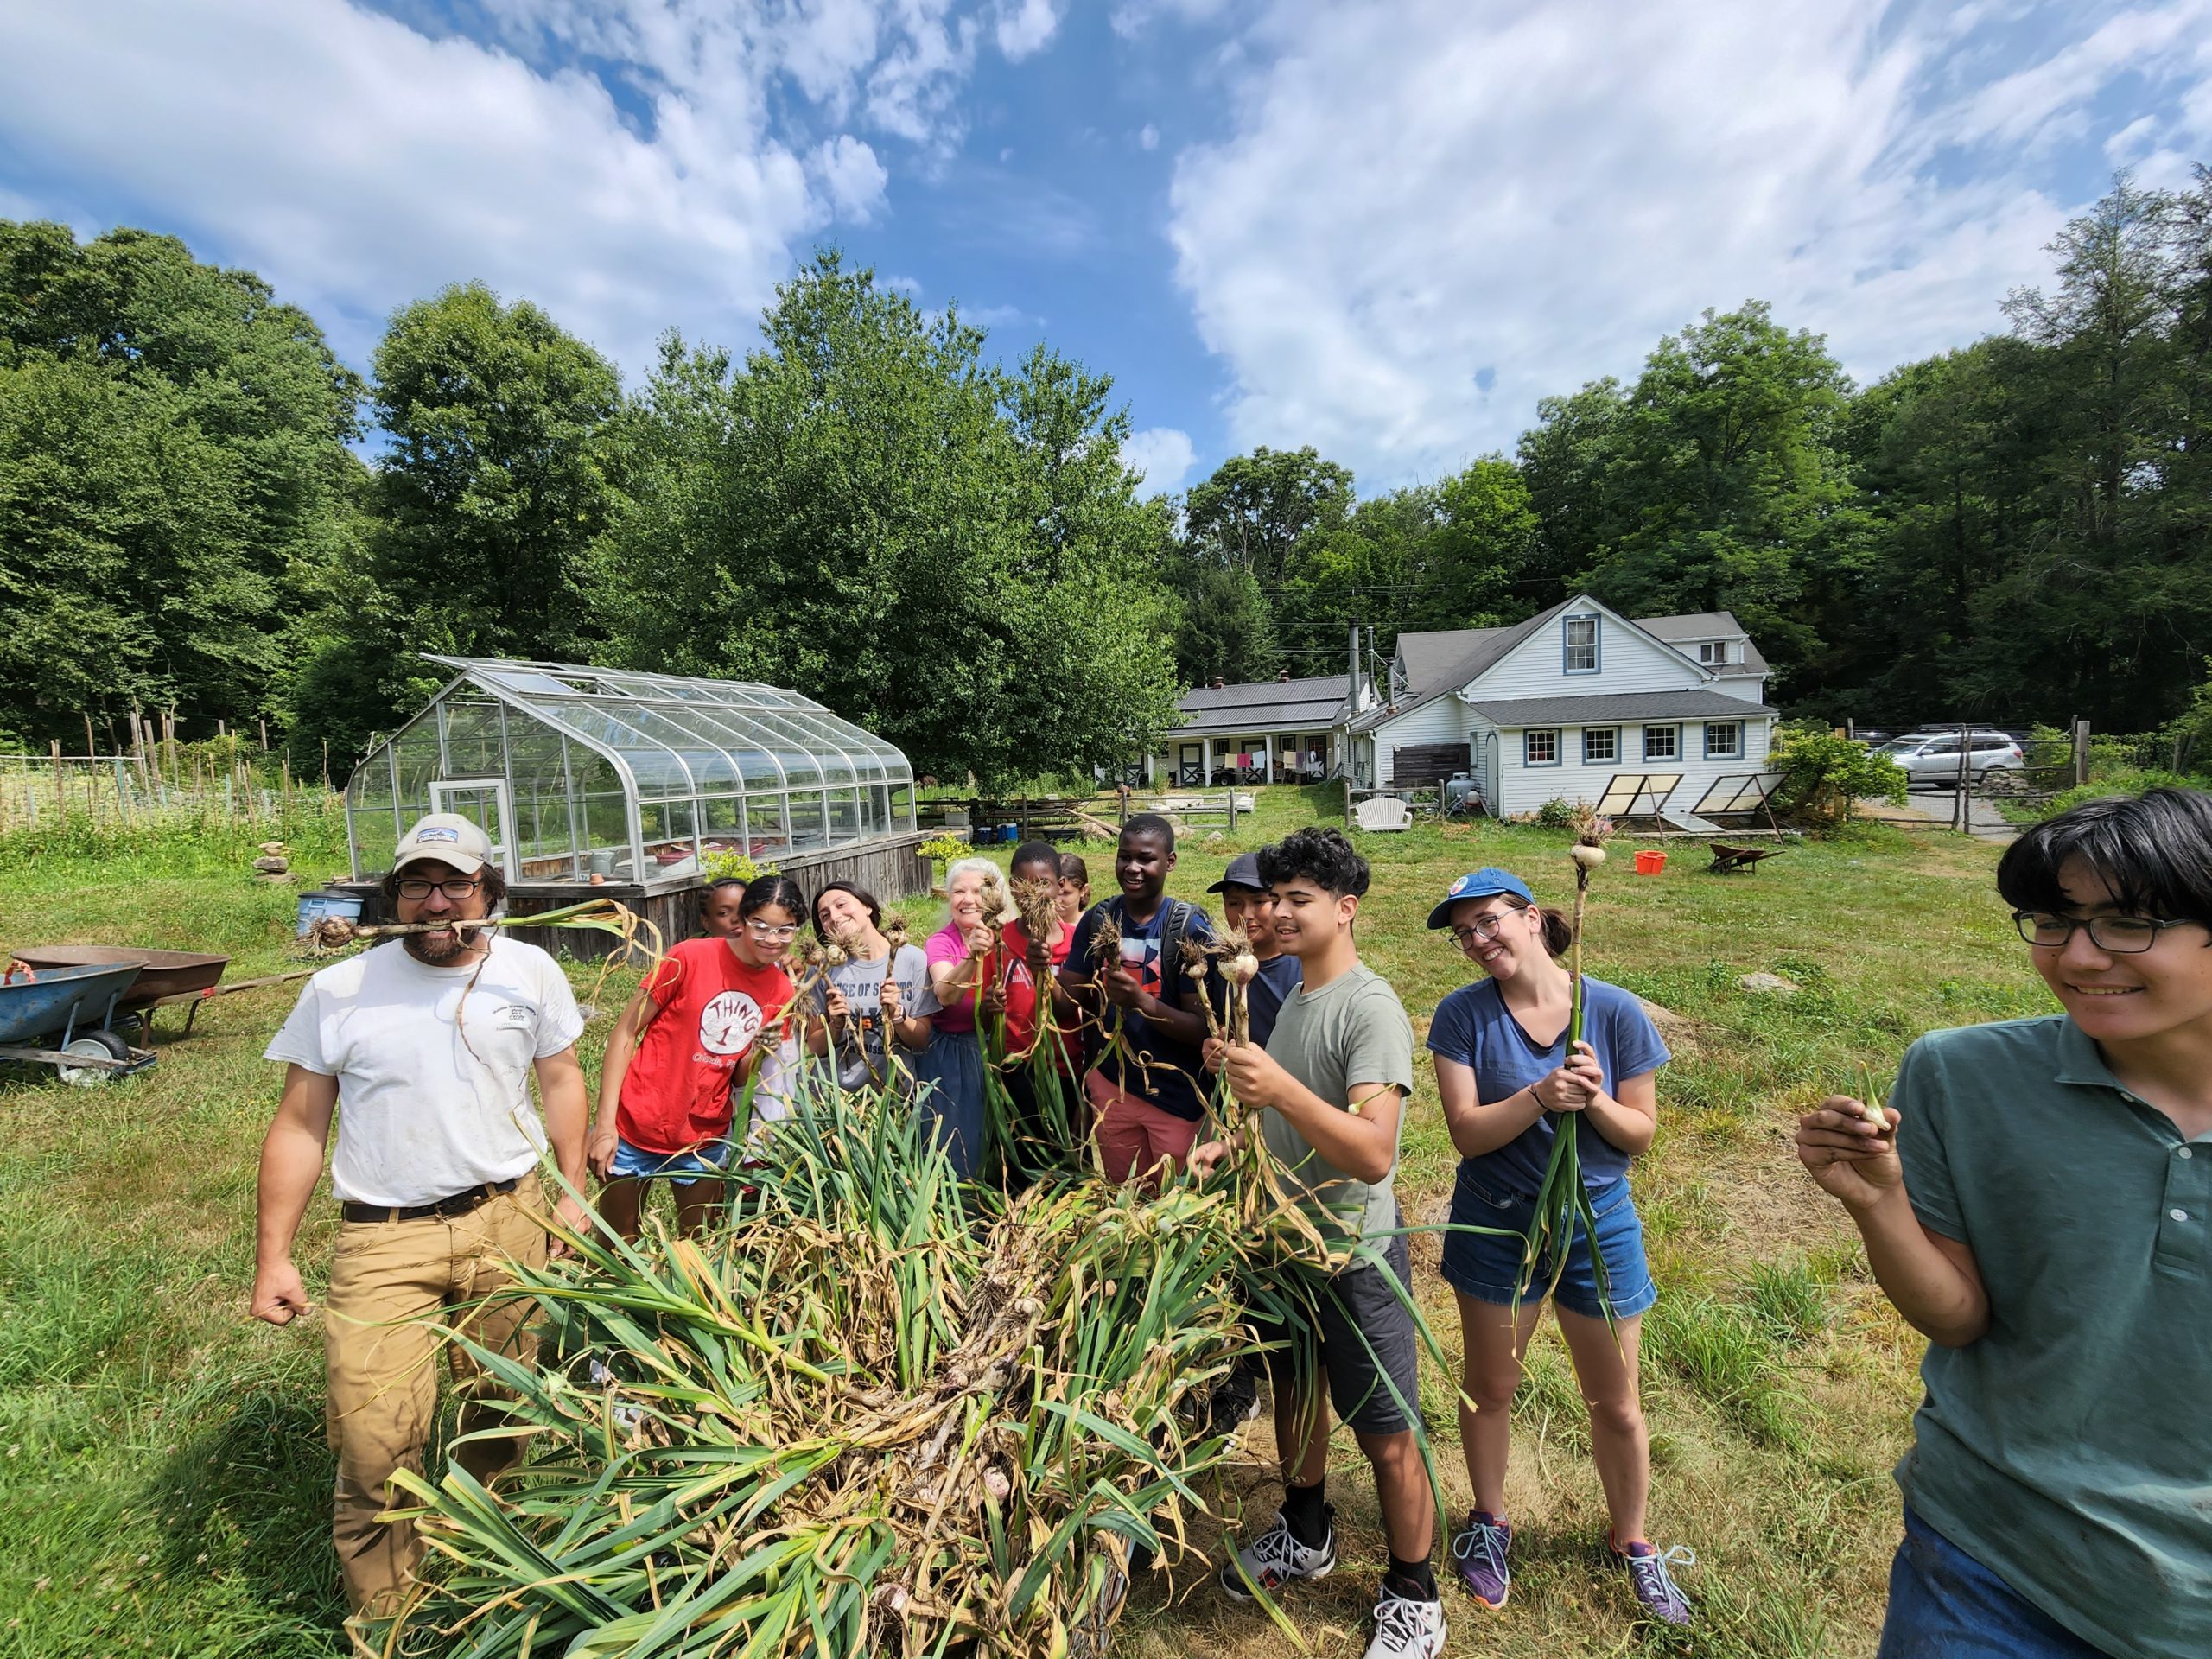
[2012,912,2191,953]
[397,877,483,901]
[1449,913,1513,948]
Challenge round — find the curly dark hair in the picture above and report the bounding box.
[1255,825,1370,899]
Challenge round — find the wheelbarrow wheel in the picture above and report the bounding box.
[57,1030,130,1087]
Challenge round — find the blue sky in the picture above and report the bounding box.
[3,0,2209,494]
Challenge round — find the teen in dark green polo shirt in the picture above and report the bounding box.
[1796,787,2212,1659]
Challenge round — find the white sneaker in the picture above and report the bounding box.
[1219,1508,1337,1600]
[1364,1585,1446,1659]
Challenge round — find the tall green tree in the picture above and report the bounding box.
[1169,562,1280,686]
[285,283,620,762]
[592,253,1180,784]
[1572,304,1853,678]
[1182,445,1354,584]
[0,222,364,744]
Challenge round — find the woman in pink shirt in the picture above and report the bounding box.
[918,855,998,1177]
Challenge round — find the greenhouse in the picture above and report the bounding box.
[343,657,920,887]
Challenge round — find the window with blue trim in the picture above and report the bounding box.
[1524,729,1560,766]
[1562,614,1599,673]
[1704,721,1742,760]
[1642,724,1678,761]
[1583,727,1617,763]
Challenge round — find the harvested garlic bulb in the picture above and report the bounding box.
[1569,842,1607,869]
[1230,951,1259,986]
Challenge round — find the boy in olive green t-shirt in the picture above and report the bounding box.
[1197,827,1442,1659]
[1797,788,2212,1659]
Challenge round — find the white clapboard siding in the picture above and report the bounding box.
[1711,675,1770,705]
[1474,605,1708,702]
[1496,716,1774,817]
[1369,695,1469,784]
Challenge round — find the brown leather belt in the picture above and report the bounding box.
[341,1176,519,1224]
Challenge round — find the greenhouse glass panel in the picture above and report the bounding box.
[441,700,505,775]
[569,745,634,879]
[700,795,744,842]
[350,806,400,864]
[347,657,916,883]
[744,791,789,855]
[393,721,445,821]
[788,790,827,852]
[640,798,699,875]
[507,720,575,876]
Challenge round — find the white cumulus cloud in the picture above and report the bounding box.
[1164,0,2212,482]
[994,0,1061,60]
[1122,425,1197,493]
[0,0,1042,375]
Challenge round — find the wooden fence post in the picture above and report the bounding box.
[51,740,66,819]
[1952,722,1971,833]
[2072,719,2090,788]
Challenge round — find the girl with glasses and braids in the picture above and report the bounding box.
[588,874,804,1239]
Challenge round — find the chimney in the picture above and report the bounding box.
[1210,677,1225,689]
[1277,670,1291,683]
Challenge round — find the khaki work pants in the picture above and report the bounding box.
[324,1173,547,1620]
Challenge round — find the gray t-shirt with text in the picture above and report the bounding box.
[814,944,937,1092]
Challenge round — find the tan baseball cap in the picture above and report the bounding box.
[393,812,493,874]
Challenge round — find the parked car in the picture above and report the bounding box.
[1873,729,2026,789]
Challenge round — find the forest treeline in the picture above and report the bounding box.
[3,170,2207,782]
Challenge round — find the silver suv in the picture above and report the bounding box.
[1873,729,2025,789]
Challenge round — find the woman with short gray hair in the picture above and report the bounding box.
[917,856,1001,1177]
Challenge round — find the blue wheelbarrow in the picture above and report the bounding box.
[0,959,156,1085]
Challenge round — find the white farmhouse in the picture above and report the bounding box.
[1346,595,1777,819]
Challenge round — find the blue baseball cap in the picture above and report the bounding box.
[1426,867,1533,930]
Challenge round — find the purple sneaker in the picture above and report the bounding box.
[1609,1533,1694,1625]
[1449,1510,1511,1608]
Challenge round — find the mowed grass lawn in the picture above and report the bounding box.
[0,791,2054,1659]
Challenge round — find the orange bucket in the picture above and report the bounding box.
[1634,849,1667,876]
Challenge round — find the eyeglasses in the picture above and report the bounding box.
[1449,913,1515,947]
[746,920,801,942]
[397,877,483,901]
[2012,912,2191,953]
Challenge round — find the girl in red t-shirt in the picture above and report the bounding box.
[589,875,801,1238]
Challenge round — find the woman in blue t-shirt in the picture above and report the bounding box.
[1423,867,1692,1627]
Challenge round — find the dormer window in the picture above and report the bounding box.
[1697,640,1727,666]
[1563,614,1599,674]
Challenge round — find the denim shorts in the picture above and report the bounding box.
[607,1135,732,1182]
[1440,1164,1657,1320]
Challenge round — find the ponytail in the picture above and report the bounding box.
[1538,906,1575,957]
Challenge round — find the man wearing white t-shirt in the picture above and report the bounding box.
[251,814,589,1627]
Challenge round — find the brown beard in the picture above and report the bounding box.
[404,921,474,965]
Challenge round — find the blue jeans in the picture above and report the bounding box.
[1878,1506,2111,1658]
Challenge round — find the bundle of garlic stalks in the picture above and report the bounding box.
[382,1085,1278,1659]
[301,898,656,961]
[1516,807,1617,1315]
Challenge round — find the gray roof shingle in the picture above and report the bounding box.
[1351,601,1570,733]
[1174,674,1351,735]
[1464,689,1777,727]
[1631,609,1770,676]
